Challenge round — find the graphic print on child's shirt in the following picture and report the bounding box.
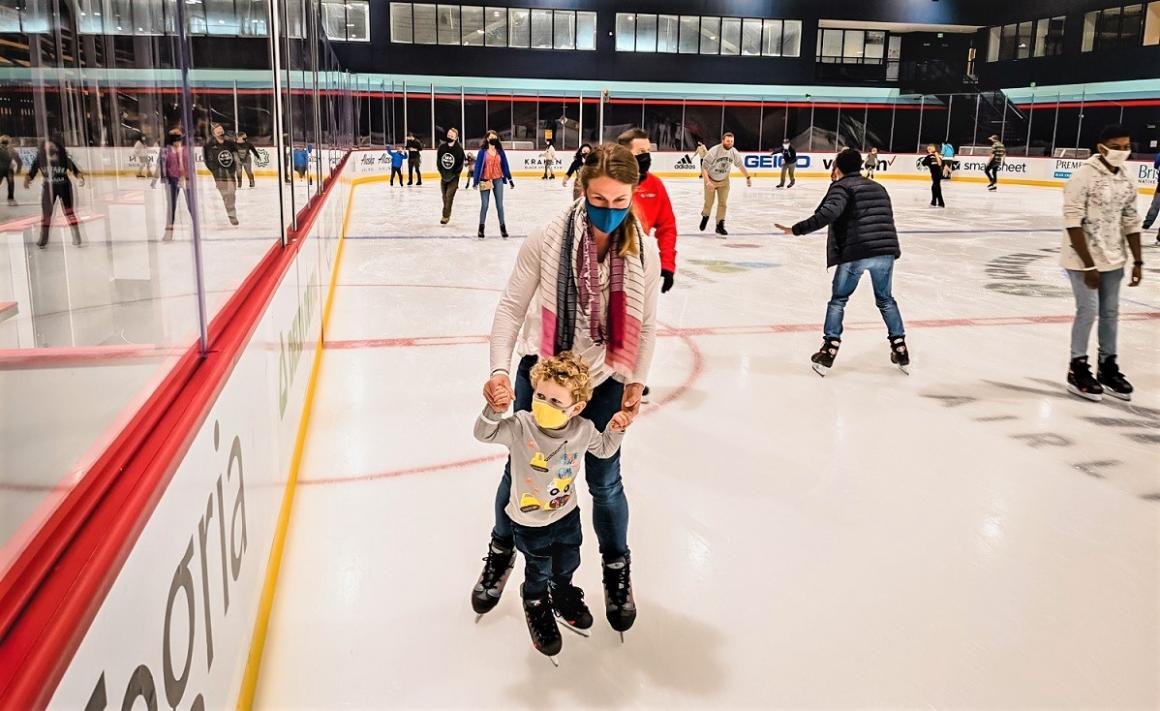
[521,441,575,512]
[474,407,624,528]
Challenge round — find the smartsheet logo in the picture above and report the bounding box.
[674,154,698,170]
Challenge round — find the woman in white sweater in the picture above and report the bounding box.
[471,143,660,638]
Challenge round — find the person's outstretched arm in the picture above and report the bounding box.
[587,417,628,459]
[776,184,849,235]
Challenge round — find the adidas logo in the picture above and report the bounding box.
[674,154,697,169]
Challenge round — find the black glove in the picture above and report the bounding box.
[508,179,515,189]
[661,269,674,294]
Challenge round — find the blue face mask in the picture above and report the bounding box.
[585,200,631,233]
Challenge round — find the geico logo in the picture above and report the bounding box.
[742,155,811,169]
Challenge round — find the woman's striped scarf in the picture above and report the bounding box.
[538,201,645,381]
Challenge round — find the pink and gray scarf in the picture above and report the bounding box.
[538,202,645,380]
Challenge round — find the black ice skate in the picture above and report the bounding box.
[602,556,636,642]
[810,337,841,377]
[889,335,910,374]
[500,224,509,239]
[1066,356,1104,402]
[477,223,485,240]
[1097,355,1133,401]
[522,587,562,665]
[472,540,515,619]
[699,215,709,231]
[550,581,593,637]
[715,220,728,237]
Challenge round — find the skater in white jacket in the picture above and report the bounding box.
[540,141,556,180]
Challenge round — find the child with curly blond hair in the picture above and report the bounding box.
[473,351,630,662]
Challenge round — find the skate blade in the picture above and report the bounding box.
[548,656,560,668]
[558,620,591,638]
[619,632,625,644]
[475,614,483,624]
[811,363,829,378]
[896,364,910,375]
[1066,384,1103,402]
[1103,389,1132,401]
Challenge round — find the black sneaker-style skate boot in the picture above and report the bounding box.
[602,556,636,641]
[522,586,563,663]
[549,580,593,637]
[477,223,485,240]
[500,224,509,239]
[1097,355,1133,401]
[1067,356,1104,402]
[889,335,910,374]
[471,540,515,618]
[810,337,841,377]
[699,215,709,231]
[715,220,728,237]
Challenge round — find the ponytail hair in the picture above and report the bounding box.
[578,142,640,259]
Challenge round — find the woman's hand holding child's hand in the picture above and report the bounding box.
[609,411,632,432]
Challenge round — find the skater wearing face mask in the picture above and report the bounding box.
[775,148,908,376]
[540,141,557,180]
[776,138,797,188]
[1060,124,1144,402]
[618,128,677,294]
[471,131,514,239]
[473,352,630,662]
[472,142,659,644]
[562,143,592,198]
[203,123,240,225]
[437,128,465,224]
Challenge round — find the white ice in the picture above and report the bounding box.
[75,174,1160,707]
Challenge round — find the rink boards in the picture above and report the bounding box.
[36,157,353,709]
[13,145,1158,192]
[358,148,1159,191]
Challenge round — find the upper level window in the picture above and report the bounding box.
[1082,2,1153,51]
[987,14,1065,60]
[392,3,594,50]
[816,28,887,64]
[616,12,802,56]
[323,0,370,42]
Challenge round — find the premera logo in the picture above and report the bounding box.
[674,154,698,170]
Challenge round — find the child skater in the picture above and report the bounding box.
[473,352,630,664]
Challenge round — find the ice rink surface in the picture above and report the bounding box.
[251,174,1159,709]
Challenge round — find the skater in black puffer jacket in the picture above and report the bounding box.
[775,148,909,376]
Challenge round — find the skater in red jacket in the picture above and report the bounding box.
[617,128,677,294]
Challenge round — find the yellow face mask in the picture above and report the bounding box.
[532,401,571,429]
